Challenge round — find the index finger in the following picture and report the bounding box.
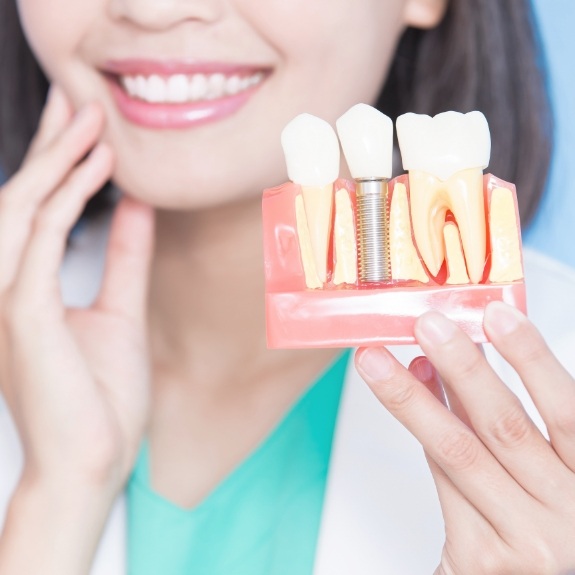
[23,85,74,162]
[355,346,531,537]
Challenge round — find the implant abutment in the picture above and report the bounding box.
[355,178,392,283]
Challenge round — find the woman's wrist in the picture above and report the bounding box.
[0,472,119,574]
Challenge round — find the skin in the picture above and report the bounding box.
[0,0,573,573]
[356,305,575,574]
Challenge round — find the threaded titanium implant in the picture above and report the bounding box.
[355,179,391,283]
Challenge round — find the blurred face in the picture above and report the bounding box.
[17,0,444,210]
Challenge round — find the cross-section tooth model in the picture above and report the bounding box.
[397,111,490,284]
[281,114,340,286]
[336,104,393,283]
[263,105,526,348]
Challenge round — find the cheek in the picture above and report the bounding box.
[16,0,96,85]
[239,0,406,117]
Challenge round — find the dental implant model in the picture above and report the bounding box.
[281,114,340,287]
[262,106,526,348]
[337,104,393,284]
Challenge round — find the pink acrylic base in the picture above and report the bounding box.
[263,176,526,349]
[266,283,526,348]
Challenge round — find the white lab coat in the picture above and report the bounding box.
[1,214,574,574]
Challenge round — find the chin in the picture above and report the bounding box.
[110,159,280,211]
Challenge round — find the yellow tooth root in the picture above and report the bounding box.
[333,189,358,285]
[302,184,333,284]
[389,183,429,283]
[295,194,323,289]
[409,168,486,283]
[444,222,470,285]
[488,187,524,283]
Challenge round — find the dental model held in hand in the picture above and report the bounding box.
[263,105,525,348]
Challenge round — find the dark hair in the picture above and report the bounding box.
[0,0,551,224]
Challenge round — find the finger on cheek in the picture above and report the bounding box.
[26,85,74,159]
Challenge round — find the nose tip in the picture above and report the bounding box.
[109,0,222,31]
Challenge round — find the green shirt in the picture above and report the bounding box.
[127,351,349,575]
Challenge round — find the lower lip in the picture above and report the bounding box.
[107,77,261,129]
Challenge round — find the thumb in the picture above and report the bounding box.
[95,197,155,324]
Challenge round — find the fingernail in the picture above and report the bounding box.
[484,301,523,336]
[410,357,435,383]
[356,347,395,380]
[416,312,458,346]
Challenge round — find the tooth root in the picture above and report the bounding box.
[302,185,333,283]
[444,222,470,284]
[389,183,429,283]
[295,194,322,289]
[333,189,357,285]
[409,168,486,283]
[409,171,448,277]
[488,187,524,283]
[446,169,486,284]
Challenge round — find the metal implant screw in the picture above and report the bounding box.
[355,179,391,283]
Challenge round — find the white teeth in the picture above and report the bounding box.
[281,114,340,187]
[118,71,265,104]
[122,76,137,97]
[336,103,393,179]
[136,75,147,100]
[397,111,491,181]
[167,74,188,103]
[147,75,166,103]
[226,75,241,95]
[189,74,208,101]
[206,73,226,99]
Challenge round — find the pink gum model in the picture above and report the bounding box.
[262,174,526,348]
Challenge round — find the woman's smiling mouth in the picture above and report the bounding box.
[103,60,270,129]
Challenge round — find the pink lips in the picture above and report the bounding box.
[103,59,268,130]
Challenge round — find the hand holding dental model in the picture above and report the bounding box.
[263,105,525,348]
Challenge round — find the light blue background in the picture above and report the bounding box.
[523,0,575,268]
[1,2,573,268]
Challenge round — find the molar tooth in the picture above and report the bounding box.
[282,114,340,283]
[397,111,490,181]
[397,111,490,284]
[407,168,486,283]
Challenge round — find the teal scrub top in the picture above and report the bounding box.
[126,351,350,575]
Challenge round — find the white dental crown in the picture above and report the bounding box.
[396,111,491,181]
[281,113,340,187]
[336,103,393,180]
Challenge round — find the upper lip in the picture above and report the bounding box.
[101,59,272,77]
